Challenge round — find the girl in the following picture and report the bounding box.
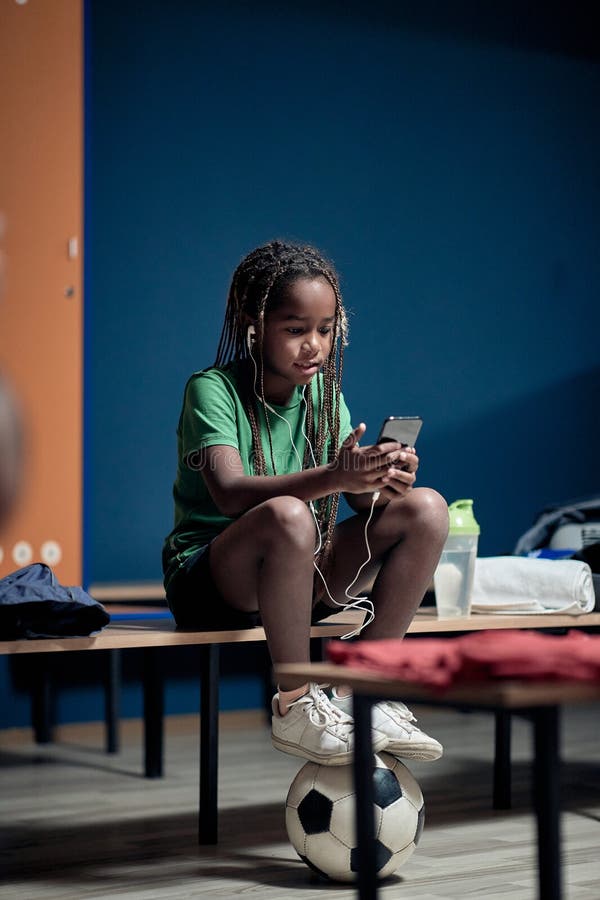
[163,240,448,766]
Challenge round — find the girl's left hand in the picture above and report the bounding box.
[379,446,418,500]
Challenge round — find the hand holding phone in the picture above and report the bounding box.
[369,417,421,500]
[377,416,422,448]
[336,419,420,497]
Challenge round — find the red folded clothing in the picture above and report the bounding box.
[327,630,600,689]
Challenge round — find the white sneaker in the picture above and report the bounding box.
[271,682,387,766]
[330,690,443,761]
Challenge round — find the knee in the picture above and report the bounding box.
[395,488,449,543]
[261,496,316,552]
[410,488,449,540]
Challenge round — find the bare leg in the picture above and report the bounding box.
[208,496,316,690]
[207,497,364,765]
[324,488,449,639]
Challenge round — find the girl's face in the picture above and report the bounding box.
[258,277,336,404]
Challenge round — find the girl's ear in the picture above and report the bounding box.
[241,313,256,343]
[246,323,256,352]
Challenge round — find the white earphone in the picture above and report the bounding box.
[246,321,375,638]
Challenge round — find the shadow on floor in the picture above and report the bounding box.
[1,755,599,892]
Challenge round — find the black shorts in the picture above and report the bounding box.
[165,543,339,630]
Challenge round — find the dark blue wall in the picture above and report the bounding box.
[3,1,599,729]
[87,1,599,582]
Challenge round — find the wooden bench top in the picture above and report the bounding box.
[1,603,599,656]
[89,582,168,602]
[0,608,366,655]
[275,661,600,709]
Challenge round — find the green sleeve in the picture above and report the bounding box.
[179,370,240,462]
[337,389,352,448]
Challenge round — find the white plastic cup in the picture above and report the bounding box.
[434,533,479,619]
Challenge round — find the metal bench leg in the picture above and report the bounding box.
[352,693,378,900]
[199,643,219,844]
[312,635,326,663]
[105,649,120,754]
[31,655,53,744]
[493,709,512,809]
[143,647,164,777]
[533,706,562,900]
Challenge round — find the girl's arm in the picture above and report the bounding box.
[199,445,337,516]
[198,425,409,518]
[344,444,419,511]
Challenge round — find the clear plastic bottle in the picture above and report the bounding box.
[434,499,480,618]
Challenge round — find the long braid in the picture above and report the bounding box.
[244,378,266,475]
[303,380,314,470]
[214,240,349,575]
[312,279,347,575]
[255,279,279,475]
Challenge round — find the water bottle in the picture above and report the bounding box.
[434,499,480,618]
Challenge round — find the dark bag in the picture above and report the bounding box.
[0,563,110,639]
[513,495,600,556]
[513,496,600,609]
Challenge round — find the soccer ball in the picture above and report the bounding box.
[285,752,424,882]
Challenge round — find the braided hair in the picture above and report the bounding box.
[214,240,349,574]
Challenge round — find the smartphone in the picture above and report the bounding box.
[377,416,422,447]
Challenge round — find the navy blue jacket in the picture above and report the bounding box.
[0,564,110,639]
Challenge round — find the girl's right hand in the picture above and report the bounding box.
[331,423,407,495]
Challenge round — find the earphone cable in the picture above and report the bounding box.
[311,491,378,639]
[248,334,376,639]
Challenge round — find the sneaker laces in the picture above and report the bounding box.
[288,683,354,737]
[380,700,418,726]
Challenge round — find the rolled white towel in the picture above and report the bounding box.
[471,556,595,615]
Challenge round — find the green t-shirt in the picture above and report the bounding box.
[162,361,352,589]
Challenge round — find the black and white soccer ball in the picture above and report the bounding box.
[285,752,424,882]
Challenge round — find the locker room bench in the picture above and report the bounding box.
[0,597,365,844]
[2,581,600,845]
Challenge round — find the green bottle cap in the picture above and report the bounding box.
[448,499,480,535]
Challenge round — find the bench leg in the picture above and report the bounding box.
[352,694,378,900]
[105,649,120,754]
[533,706,562,900]
[143,647,164,778]
[199,644,219,844]
[493,709,512,809]
[312,635,326,663]
[31,655,53,744]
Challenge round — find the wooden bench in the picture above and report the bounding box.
[0,600,366,844]
[276,660,600,900]
[2,581,599,846]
